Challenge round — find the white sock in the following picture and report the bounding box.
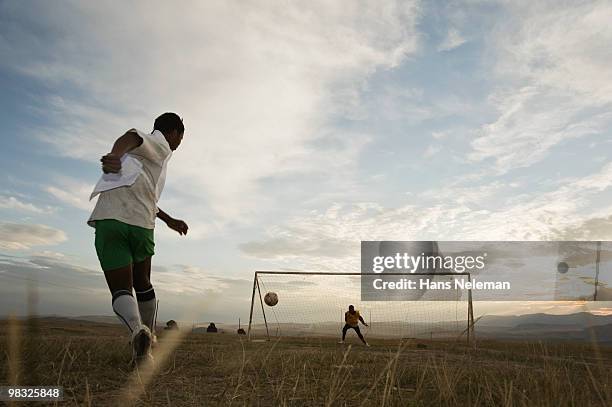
[112,290,142,334]
[136,286,157,334]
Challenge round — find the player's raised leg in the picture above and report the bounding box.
[95,219,141,334]
[104,265,140,333]
[104,264,153,364]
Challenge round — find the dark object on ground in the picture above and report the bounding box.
[207,322,218,333]
[165,320,179,330]
[237,318,246,335]
[416,343,427,349]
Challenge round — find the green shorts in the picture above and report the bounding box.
[94,219,155,271]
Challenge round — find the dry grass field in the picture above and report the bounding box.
[1,318,612,406]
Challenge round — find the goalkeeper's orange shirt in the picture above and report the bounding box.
[345,311,360,327]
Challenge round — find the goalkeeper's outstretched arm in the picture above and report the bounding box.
[359,315,369,327]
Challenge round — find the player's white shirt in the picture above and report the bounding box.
[88,129,172,229]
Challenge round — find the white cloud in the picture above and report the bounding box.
[431,131,448,140]
[437,27,467,51]
[469,86,612,171]
[1,1,421,221]
[45,178,94,212]
[31,250,66,260]
[558,216,612,241]
[0,222,67,250]
[240,234,354,260]
[0,195,55,214]
[153,264,251,296]
[0,253,254,321]
[423,144,441,158]
[241,162,612,269]
[469,0,612,173]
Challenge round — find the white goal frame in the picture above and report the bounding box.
[247,271,475,344]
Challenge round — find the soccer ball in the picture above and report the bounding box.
[264,292,278,306]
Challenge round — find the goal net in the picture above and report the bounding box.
[248,272,474,343]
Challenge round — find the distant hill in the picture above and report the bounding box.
[513,323,580,331]
[589,323,612,342]
[478,312,612,329]
[0,315,120,326]
[4,312,612,342]
[477,312,612,342]
[72,315,119,325]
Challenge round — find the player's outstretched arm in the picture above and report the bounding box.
[100,130,143,173]
[157,207,189,236]
[359,316,368,327]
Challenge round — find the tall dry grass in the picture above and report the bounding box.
[1,320,611,406]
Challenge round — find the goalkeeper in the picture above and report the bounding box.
[338,305,370,346]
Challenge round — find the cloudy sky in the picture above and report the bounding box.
[1,0,611,324]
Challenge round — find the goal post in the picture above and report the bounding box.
[248,271,475,343]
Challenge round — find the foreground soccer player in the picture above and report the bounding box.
[88,113,189,365]
[338,305,370,346]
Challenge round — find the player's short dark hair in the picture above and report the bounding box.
[349,305,354,309]
[154,112,184,135]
